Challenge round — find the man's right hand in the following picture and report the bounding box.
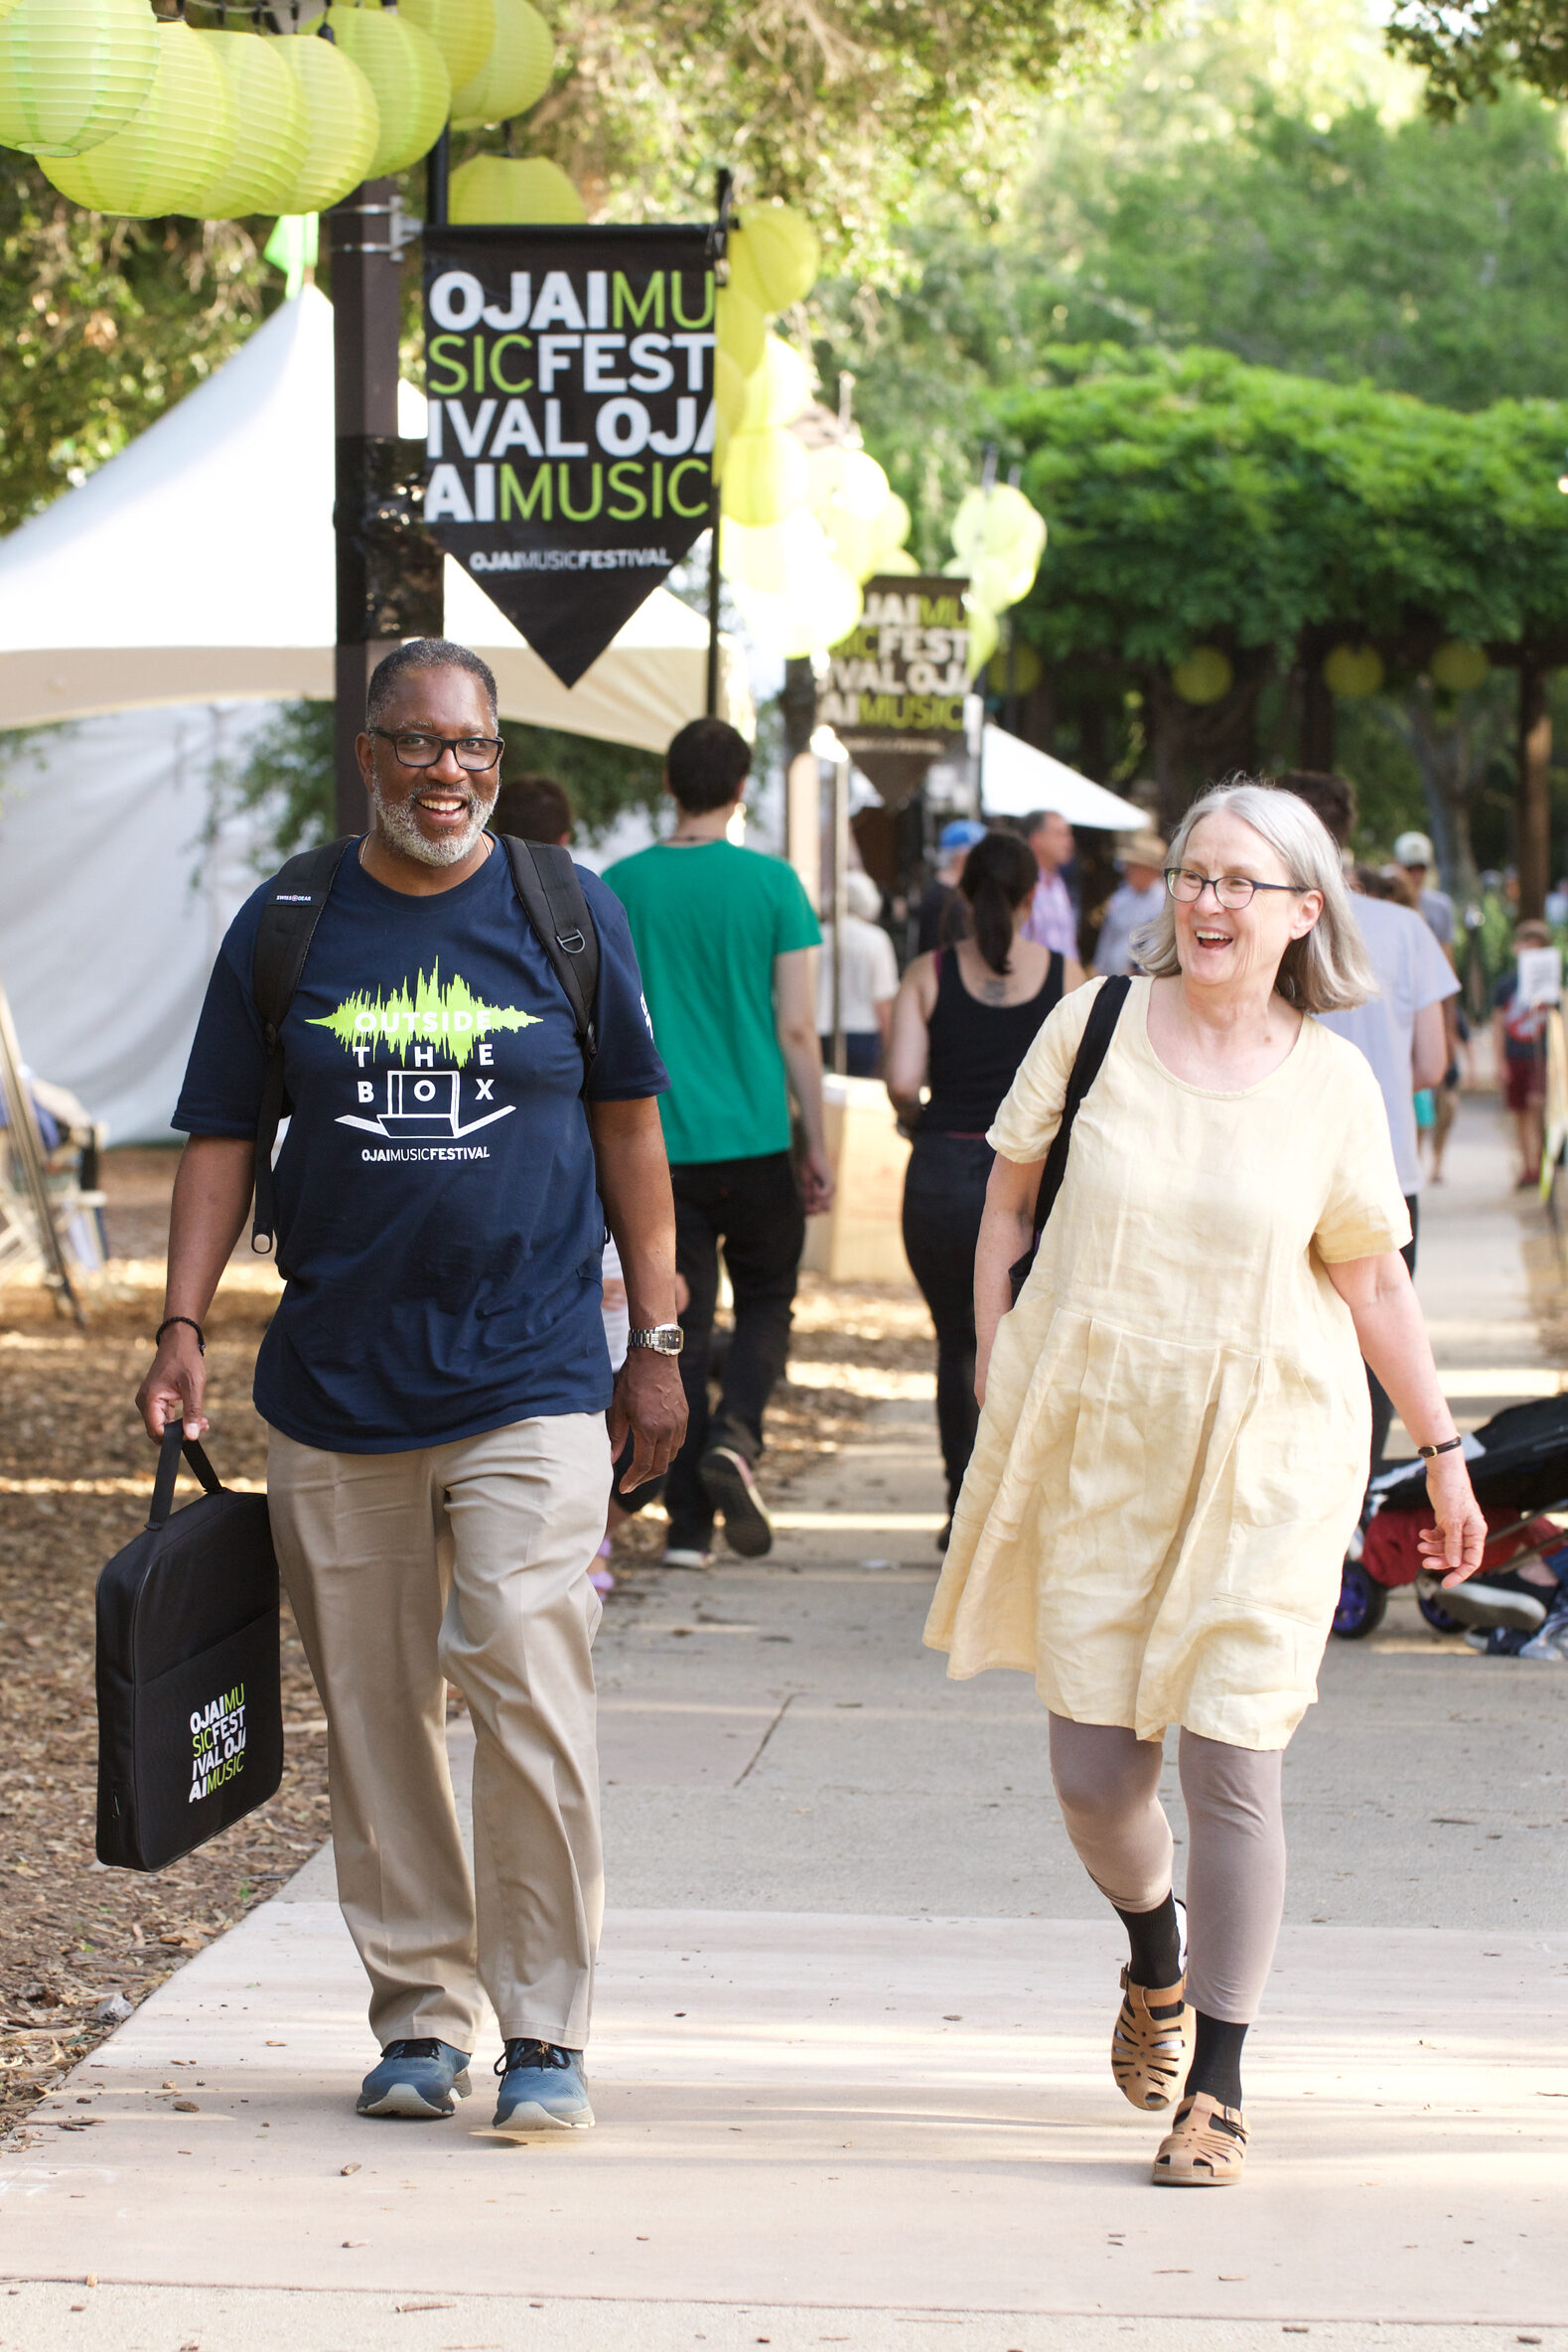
[136,1327,209,1443]
[799,1143,835,1218]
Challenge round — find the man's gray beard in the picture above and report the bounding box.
[369,778,498,868]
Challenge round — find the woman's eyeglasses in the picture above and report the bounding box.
[1165,866,1308,912]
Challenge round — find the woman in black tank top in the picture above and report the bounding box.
[887,832,1082,1539]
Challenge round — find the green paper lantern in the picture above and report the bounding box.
[451,0,551,128]
[188,31,308,220]
[1324,643,1384,698]
[277,30,379,217]
[449,153,583,223]
[1171,646,1233,705]
[0,0,158,161]
[713,348,749,433]
[328,2,450,180]
[738,335,812,434]
[398,0,496,95]
[987,642,1044,696]
[44,18,233,219]
[715,284,765,379]
[720,427,809,528]
[1430,640,1490,693]
[727,203,819,314]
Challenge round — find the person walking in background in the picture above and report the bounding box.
[607,718,834,1567]
[887,832,1082,1546]
[1493,918,1555,1189]
[1277,775,1457,1469]
[1019,808,1078,958]
[917,819,987,953]
[818,869,900,1076]
[491,772,573,847]
[1091,831,1169,976]
[137,641,684,2138]
[1393,830,1457,949]
[927,781,1485,2187]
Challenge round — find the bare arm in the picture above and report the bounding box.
[134,1134,253,1440]
[774,947,835,1215]
[885,957,935,1120]
[1412,1000,1448,1092]
[1325,1250,1487,1578]
[1063,956,1086,992]
[589,1096,688,1492]
[973,1152,1042,1406]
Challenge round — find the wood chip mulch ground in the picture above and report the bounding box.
[0,1150,935,2141]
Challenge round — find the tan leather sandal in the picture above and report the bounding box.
[1151,2091,1247,2185]
[1111,1967,1193,2110]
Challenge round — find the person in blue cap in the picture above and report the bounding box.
[918,819,989,954]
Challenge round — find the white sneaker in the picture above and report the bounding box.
[1518,1601,1568,1661]
[661,1544,713,1568]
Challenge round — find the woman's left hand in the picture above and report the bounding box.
[1414,1451,1489,1583]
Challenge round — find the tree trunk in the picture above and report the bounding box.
[1517,662,1551,921]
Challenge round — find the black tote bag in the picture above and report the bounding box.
[95,1424,283,1871]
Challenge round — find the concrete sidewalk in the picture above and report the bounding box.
[3,1094,1566,2348]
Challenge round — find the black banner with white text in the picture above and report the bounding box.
[423,224,716,686]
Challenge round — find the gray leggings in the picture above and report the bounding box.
[1048,1714,1287,2024]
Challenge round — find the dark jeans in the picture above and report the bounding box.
[664,1150,806,1544]
[1367,1192,1420,1472]
[902,1131,993,1515]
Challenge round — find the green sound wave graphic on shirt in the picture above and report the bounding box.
[308,964,541,1067]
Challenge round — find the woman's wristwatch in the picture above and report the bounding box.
[628,1324,684,1355]
[1418,1435,1464,1459]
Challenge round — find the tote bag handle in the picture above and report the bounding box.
[148,1421,223,1530]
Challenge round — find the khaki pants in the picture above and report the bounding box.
[267,1413,609,2054]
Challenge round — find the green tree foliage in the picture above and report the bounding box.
[1385,0,1568,112]
[0,155,272,535]
[1003,347,1568,667]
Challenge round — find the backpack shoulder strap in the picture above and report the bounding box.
[249,838,352,1255]
[499,836,600,1080]
[1030,972,1131,1250]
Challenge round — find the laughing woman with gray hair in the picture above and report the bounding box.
[925,781,1486,2187]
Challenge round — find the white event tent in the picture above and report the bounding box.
[0,287,746,1143]
[978,724,1146,830]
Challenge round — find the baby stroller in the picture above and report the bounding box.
[1333,1394,1568,1641]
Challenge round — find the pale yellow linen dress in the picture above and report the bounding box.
[923,975,1411,1750]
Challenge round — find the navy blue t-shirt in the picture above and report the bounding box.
[174,842,667,1453]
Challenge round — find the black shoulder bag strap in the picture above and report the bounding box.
[1007,973,1132,1306]
[249,837,353,1254]
[147,1422,223,1531]
[499,836,601,1084]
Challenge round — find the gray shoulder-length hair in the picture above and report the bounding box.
[1132,780,1377,1014]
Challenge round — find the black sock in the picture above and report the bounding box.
[1186,2011,1248,2109]
[1114,1893,1182,1989]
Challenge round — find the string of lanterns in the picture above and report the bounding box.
[1169,637,1493,706]
[0,0,560,219]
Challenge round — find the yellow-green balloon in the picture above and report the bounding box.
[451,0,552,128]
[1324,643,1384,698]
[328,3,450,179]
[0,0,158,161]
[1430,641,1490,693]
[276,30,379,216]
[44,18,232,218]
[727,203,819,313]
[1171,646,1233,706]
[716,285,766,380]
[188,31,309,220]
[720,428,809,528]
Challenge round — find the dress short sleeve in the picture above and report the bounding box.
[1313,1040,1414,1262]
[986,976,1102,1163]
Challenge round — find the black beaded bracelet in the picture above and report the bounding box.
[154,1315,205,1356]
[1418,1435,1463,1459]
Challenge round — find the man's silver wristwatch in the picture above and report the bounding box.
[627,1324,684,1356]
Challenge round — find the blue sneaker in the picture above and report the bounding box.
[492,2039,594,2135]
[356,2037,472,2119]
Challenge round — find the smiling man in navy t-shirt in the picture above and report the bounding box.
[136,641,683,2138]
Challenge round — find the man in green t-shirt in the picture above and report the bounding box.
[607,720,834,1563]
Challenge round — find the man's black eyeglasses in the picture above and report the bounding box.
[370,727,505,773]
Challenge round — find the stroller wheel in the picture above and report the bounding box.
[1332,1560,1388,1640]
[1415,1575,1465,1635]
